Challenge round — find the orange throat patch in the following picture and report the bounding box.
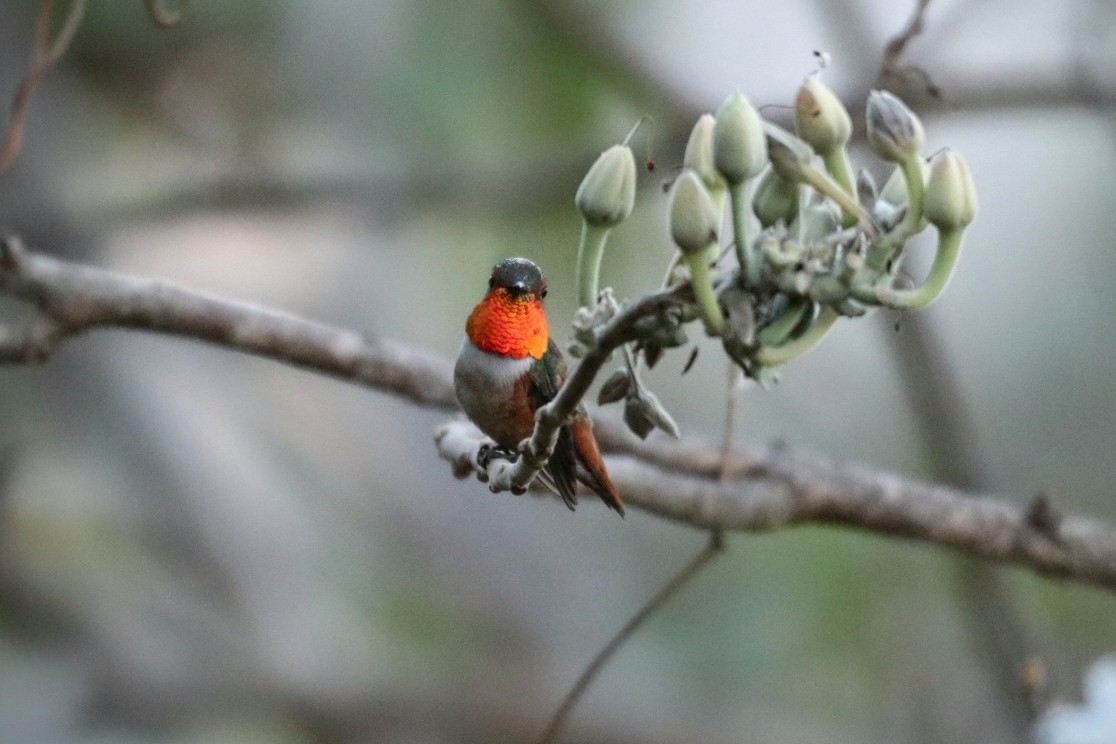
[466,292,549,359]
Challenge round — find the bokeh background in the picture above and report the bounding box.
[2,1,1115,742]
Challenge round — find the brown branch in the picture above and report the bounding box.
[4,237,1116,593]
[0,0,87,175]
[0,236,456,408]
[438,420,1116,594]
[875,0,940,97]
[608,450,1116,590]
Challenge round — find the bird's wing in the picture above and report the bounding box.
[527,340,578,509]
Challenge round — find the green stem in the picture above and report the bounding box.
[822,148,857,228]
[706,185,726,270]
[794,183,809,243]
[708,185,727,234]
[861,227,965,309]
[685,249,726,335]
[863,154,926,273]
[576,222,611,309]
[801,167,874,229]
[756,298,811,346]
[729,181,756,286]
[898,154,925,237]
[755,306,838,366]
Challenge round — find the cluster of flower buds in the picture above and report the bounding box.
[575,71,977,439]
[572,72,976,431]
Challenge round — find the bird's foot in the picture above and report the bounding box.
[477,443,518,469]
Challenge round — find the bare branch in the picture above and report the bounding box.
[620,449,1116,592]
[437,419,1116,593]
[876,0,940,97]
[0,236,456,408]
[4,238,1116,593]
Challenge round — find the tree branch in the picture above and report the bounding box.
[436,420,1116,592]
[0,236,456,408]
[4,237,1116,593]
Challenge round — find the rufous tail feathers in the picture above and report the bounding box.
[568,417,624,516]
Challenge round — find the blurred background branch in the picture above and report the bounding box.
[0,0,86,174]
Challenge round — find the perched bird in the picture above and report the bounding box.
[454,257,624,515]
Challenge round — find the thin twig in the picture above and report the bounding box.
[881,0,932,71]
[0,0,87,175]
[875,0,940,97]
[535,532,724,744]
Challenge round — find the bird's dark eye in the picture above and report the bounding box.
[541,288,548,298]
[488,277,495,289]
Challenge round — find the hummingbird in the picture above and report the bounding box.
[454,257,624,515]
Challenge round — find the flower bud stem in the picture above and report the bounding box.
[728,181,758,286]
[821,148,857,228]
[756,298,812,347]
[860,226,964,309]
[755,306,838,366]
[864,154,926,272]
[576,222,611,309]
[800,166,874,229]
[898,154,926,235]
[685,247,726,335]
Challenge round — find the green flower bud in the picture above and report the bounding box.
[866,90,924,163]
[713,91,767,185]
[684,114,725,194]
[670,171,725,335]
[669,170,719,254]
[923,149,976,230]
[752,166,799,228]
[794,75,851,155]
[575,144,636,227]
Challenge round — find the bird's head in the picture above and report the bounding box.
[466,257,550,359]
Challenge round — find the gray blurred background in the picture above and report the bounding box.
[1,1,1115,742]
